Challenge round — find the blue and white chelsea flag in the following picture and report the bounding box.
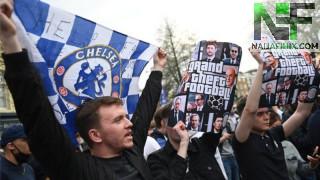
[13,0,158,143]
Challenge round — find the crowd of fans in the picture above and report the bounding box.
[0,0,319,179]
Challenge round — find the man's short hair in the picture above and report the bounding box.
[174,97,181,103]
[266,82,272,87]
[236,96,267,116]
[269,110,281,126]
[284,77,291,82]
[195,94,204,100]
[230,44,239,50]
[76,96,123,148]
[190,113,200,121]
[206,41,217,48]
[299,87,308,92]
[263,51,274,58]
[154,103,171,128]
[214,112,224,121]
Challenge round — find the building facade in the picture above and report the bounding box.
[0,49,19,136]
[236,69,257,99]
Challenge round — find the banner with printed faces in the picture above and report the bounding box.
[259,49,319,107]
[168,41,242,133]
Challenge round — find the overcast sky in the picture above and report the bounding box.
[43,0,258,72]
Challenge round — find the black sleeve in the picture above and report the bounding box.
[130,71,162,152]
[1,175,9,180]
[307,109,320,147]
[147,152,187,180]
[269,125,285,142]
[27,156,49,180]
[3,50,77,179]
[296,161,315,177]
[232,133,242,154]
[200,132,221,151]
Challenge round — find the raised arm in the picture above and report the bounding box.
[1,1,76,179]
[0,0,21,53]
[282,102,313,138]
[131,49,167,150]
[235,48,264,142]
[175,121,189,159]
[147,121,189,180]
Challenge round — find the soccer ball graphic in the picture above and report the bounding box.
[294,75,308,87]
[207,95,223,111]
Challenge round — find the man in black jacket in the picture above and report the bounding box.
[147,120,225,180]
[0,0,166,179]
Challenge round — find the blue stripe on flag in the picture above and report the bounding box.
[37,38,64,68]
[120,79,131,98]
[127,95,140,114]
[62,110,77,145]
[108,31,127,53]
[56,97,69,115]
[66,16,96,47]
[120,59,130,73]
[14,0,49,36]
[58,54,78,69]
[132,60,148,77]
[32,62,56,96]
[130,41,150,59]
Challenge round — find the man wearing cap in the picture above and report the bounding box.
[0,124,35,180]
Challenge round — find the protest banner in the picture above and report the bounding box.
[259,49,319,107]
[169,41,242,132]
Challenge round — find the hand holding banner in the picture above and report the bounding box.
[169,40,242,133]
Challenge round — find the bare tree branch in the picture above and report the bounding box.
[158,21,196,99]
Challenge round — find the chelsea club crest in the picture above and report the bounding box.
[54,45,121,106]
